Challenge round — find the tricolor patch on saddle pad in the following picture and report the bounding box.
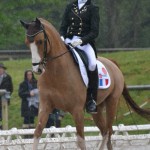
[97,61,111,89]
[70,48,111,89]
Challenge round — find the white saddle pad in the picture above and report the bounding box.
[72,48,111,89]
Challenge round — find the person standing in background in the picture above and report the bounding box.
[46,109,64,128]
[0,63,13,129]
[18,69,39,131]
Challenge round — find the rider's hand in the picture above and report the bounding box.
[71,39,82,47]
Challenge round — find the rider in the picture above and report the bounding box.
[59,0,100,114]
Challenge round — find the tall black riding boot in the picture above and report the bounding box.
[86,66,98,114]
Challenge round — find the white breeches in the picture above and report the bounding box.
[65,36,97,71]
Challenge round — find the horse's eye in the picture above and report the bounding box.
[36,40,42,45]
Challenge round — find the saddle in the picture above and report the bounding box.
[66,44,111,89]
[67,44,89,71]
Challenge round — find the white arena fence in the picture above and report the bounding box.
[0,124,150,150]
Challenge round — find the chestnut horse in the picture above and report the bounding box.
[20,18,150,150]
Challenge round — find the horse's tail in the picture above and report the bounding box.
[122,83,150,121]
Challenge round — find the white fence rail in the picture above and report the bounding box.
[0,124,150,150]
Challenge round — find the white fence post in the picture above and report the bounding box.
[0,90,9,130]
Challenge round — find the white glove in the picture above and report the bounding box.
[71,39,82,47]
[61,36,65,41]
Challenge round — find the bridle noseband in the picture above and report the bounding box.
[26,23,69,68]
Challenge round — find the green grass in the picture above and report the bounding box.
[2,50,150,129]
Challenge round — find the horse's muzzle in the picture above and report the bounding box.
[32,64,43,75]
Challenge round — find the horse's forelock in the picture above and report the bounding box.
[27,21,42,36]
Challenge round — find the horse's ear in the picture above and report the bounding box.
[35,17,41,27]
[20,20,29,30]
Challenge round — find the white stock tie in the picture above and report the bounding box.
[78,0,87,9]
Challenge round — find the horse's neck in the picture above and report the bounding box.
[50,40,67,61]
[45,25,78,77]
[46,42,71,72]
[47,27,66,58]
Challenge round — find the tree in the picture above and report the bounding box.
[104,0,119,47]
[0,0,149,49]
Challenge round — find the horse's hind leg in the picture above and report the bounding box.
[92,103,107,136]
[72,110,86,150]
[105,96,120,150]
[92,103,108,150]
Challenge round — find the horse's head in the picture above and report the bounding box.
[20,18,50,74]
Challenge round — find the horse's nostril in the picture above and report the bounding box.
[38,68,42,74]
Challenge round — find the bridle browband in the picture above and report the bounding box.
[26,23,69,68]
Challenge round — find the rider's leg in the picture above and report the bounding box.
[77,44,98,114]
[86,66,98,113]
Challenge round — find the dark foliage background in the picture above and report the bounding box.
[0,0,149,49]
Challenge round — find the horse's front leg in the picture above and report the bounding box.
[72,110,86,150]
[33,101,51,150]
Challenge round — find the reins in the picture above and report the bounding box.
[47,50,69,61]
